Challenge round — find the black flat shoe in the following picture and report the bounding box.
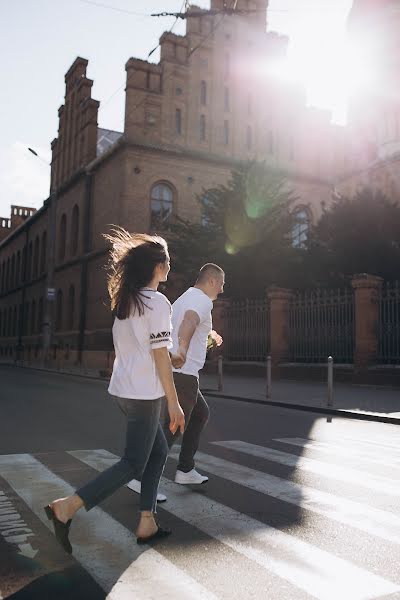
[137,525,172,545]
[44,505,73,554]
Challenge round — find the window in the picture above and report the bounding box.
[200,194,214,228]
[175,109,182,135]
[38,298,43,334]
[16,251,21,285]
[40,232,47,273]
[292,208,311,248]
[150,183,174,229]
[8,307,12,337]
[200,115,206,141]
[71,205,79,256]
[11,254,15,288]
[224,53,230,77]
[59,214,67,262]
[67,285,75,330]
[223,120,229,145]
[200,80,207,105]
[246,125,252,150]
[56,290,63,331]
[31,301,36,335]
[33,236,39,278]
[224,87,230,112]
[13,306,17,336]
[27,242,33,281]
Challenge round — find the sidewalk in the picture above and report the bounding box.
[200,372,400,425]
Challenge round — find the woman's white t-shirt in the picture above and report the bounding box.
[108,289,172,400]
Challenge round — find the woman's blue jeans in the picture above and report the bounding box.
[76,396,168,513]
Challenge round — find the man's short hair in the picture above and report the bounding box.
[196,263,224,284]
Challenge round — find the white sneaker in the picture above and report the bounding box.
[174,469,209,485]
[126,479,167,503]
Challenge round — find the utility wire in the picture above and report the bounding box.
[78,0,149,17]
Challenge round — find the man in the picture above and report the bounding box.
[164,263,224,485]
[127,263,224,499]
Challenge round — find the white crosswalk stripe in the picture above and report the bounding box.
[311,433,400,455]
[0,453,218,600]
[69,448,399,600]
[1,441,400,600]
[169,450,400,545]
[211,440,400,496]
[274,437,400,469]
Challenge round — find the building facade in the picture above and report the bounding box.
[0,0,374,368]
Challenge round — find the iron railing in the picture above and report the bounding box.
[222,298,269,361]
[288,288,354,363]
[378,281,400,364]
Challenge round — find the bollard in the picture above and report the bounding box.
[217,355,223,392]
[327,356,333,423]
[266,355,272,399]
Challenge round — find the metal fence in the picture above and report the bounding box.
[288,288,354,363]
[378,281,400,364]
[222,298,270,361]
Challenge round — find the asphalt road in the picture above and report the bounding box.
[1,364,399,600]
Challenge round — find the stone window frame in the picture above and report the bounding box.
[150,181,176,230]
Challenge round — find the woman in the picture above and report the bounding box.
[44,229,185,553]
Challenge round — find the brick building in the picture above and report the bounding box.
[0,0,359,368]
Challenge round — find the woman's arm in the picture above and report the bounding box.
[153,347,185,434]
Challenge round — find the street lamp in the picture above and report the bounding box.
[28,147,55,366]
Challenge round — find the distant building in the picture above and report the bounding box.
[0,0,368,367]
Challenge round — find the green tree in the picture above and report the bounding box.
[167,162,298,298]
[304,187,400,286]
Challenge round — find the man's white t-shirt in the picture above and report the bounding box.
[171,287,213,378]
[108,289,172,400]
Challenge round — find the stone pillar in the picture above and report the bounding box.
[267,286,293,370]
[351,273,383,372]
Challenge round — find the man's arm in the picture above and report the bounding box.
[177,310,200,360]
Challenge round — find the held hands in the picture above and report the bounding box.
[168,401,185,435]
[169,349,186,369]
[207,330,223,351]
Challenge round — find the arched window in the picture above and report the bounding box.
[27,241,33,281]
[33,236,40,278]
[200,193,214,228]
[175,109,182,135]
[200,115,206,141]
[8,307,12,337]
[6,258,10,291]
[150,183,174,229]
[11,254,15,288]
[70,205,79,256]
[58,214,67,262]
[16,251,21,286]
[13,306,17,336]
[67,285,75,330]
[0,263,3,293]
[38,298,43,334]
[31,300,36,335]
[56,290,63,331]
[292,208,311,248]
[21,247,26,283]
[40,231,47,273]
[200,80,207,105]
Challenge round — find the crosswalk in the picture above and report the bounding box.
[0,434,399,600]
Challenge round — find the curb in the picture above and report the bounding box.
[202,389,400,425]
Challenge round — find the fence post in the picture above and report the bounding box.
[327,356,333,408]
[351,274,383,374]
[267,286,293,375]
[217,355,223,391]
[266,355,272,398]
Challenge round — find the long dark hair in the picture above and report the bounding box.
[103,227,168,319]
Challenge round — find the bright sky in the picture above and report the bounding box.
[0,0,353,217]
